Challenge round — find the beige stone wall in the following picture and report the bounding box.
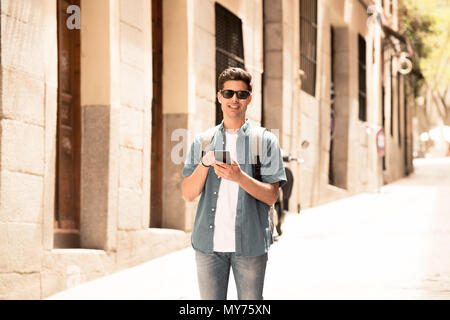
[301,0,410,206]
[162,0,191,230]
[259,0,408,211]
[296,0,387,208]
[0,0,56,299]
[0,0,189,300]
[338,0,372,196]
[118,0,152,232]
[382,46,408,184]
[380,0,410,184]
[263,0,302,211]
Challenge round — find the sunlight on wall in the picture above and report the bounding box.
[344,0,353,24]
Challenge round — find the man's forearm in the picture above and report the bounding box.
[237,172,279,206]
[182,164,210,201]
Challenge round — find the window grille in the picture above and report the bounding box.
[215,3,245,125]
[300,0,317,96]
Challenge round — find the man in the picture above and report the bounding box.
[181,67,286,300]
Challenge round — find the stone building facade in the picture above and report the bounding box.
[260,0,414,212]
[0,0,413,299]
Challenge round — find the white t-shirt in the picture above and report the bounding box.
[213,131,239,252]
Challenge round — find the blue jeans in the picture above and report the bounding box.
[195,250,268,300]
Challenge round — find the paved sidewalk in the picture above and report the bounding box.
[48,158,450,300]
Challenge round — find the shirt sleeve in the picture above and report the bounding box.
[182,135,201,177]
[260,131,287,188]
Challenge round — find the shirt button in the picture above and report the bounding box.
[209,225,213,229]
[211,208,215,212]
[213,192,217,195]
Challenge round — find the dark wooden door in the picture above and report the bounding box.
[329,26,336,186]
[151,0,163,228]
[55,0,81,247]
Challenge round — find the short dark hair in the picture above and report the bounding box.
[218,67,252,92]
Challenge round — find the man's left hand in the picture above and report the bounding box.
[213,159,243,183]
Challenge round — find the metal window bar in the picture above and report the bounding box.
[300,0,317,96]
[216,47,245,65]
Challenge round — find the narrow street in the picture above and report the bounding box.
[48,158,450,300]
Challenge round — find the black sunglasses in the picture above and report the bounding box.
[220,89,251,100]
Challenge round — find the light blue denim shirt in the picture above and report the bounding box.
[182,119,287,257]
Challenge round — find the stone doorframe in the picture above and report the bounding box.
[78,0,121,251]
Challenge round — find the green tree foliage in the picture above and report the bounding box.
[399,0,450,123]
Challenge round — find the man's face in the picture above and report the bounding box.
[217,80,252,121]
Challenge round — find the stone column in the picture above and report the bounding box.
[79,0,120,250]
[160,0,190,230]
[263,0,284,136]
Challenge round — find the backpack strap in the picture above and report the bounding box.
[250,126,266,181]
[200,125,220,158]
[251,126,276,227]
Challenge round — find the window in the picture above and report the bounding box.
[358,34,367,121]
[215,3,245,125]
[300,0,317,96]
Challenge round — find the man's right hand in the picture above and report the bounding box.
[182,151,215,202]
[202,151,216,167]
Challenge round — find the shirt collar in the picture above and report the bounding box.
[218,119,251,135]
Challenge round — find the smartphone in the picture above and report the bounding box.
[214,150,231,164]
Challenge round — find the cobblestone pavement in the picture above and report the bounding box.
[48,158,450,300]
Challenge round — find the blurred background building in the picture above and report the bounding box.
[0,0,418,299]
